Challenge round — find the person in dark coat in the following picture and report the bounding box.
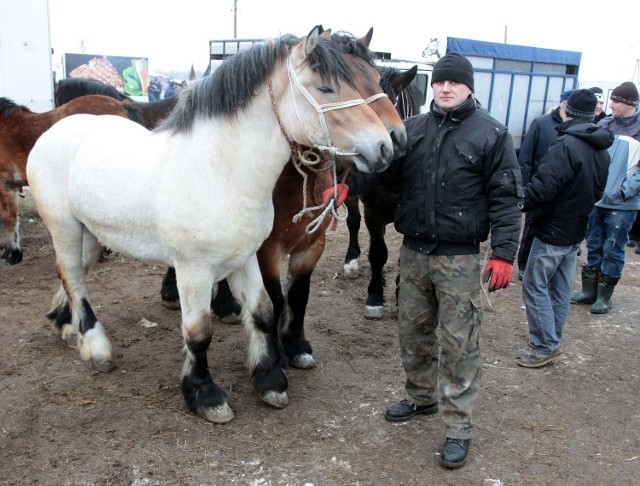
[516,89,574,278]
[337,52,523,469]
[517,89,613,368]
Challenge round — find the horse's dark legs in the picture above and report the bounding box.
[160,267,180,309]
[278,273,314,369]
[364,217,388,320]
[161,267,241,322]
[226,257,288,409]
[0,188,23,265]
[211,279,242,323]
[343,195,361,278]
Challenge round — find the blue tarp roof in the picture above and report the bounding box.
[447,37,581,67]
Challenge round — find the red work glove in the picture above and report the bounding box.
[483,258,513,292]
[323,183,350,209]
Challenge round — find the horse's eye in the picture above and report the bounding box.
[318,87,335,94]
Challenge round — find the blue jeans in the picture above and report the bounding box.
[522,237,579,354]
[586,207,637,277]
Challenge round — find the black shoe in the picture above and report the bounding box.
[384,398,438,422]
[439,438,470,469]
[626,239,638,248]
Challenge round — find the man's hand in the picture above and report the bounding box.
[323,183,350,209]
[483,258,513,292]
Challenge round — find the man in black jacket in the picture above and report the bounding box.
[516,89,573,278]
[341,52,522,469]
[517,89,613,368]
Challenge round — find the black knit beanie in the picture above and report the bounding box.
[565,89,596,119]
[610,81,639,106]
[431,52,474,91]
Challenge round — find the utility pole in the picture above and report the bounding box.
[233,0,238,38]
[504,25,508,44]
[633,59,639,84]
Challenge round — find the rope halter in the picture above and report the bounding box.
[286,56,387,156]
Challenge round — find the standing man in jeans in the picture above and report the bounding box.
[518,90,612,368]
[341,52,522,468]
[572,81,640,312]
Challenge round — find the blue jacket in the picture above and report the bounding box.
[596,135,640,210]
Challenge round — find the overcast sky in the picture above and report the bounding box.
[48,0,640,84]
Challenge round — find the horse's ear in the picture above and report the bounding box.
[320,28,332,39]
[358,27,374,50]
[393,65,418,92]
[306,25,322,56]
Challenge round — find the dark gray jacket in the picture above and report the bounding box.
[524,119,613,245]
[347,96,523,263]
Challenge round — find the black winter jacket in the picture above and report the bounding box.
[518,106,564,186]
[347,96,523,263]
[524,119,613,245]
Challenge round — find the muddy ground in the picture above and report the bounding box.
[1,191,639,485]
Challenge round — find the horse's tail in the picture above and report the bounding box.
[121,100,146,127]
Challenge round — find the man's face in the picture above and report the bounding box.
[432,80,472,112]
[595,101,604,116]
[609,99,637,118]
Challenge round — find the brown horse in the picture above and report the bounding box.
[55,77,179,130]
[0,95,141,264]
[161,29,415,369]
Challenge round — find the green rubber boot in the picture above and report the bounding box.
[590,275,620,314]
[571,267,599,305]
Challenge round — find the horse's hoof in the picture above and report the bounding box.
[343,259,359,278]
[60,324,78,348]
[91,358,116,373]
[217,313,242,325]
[364,305,384,320]
[1,248,22,265]
[201,403,235,424]
[261,390,289,409]
[161,298,181,310]
[289,353,315,369]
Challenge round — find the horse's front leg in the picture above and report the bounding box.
[0,187,22,265]
[343,195,361,278]
[175,264,233,423]
[228,255,288,409]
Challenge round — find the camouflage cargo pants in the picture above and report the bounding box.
[397,246,483,440]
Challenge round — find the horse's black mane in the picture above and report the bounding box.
[160,28,360,134]
[55,78,130,106]
[0,97,29,117]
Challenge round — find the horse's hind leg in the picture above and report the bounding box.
[228,255,288,408]
[211,279,242,324]
[276,237,326,370]
[47,225,114,371]
[0,188,23,265]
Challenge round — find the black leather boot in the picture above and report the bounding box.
[439,437,470,468]
[384,399,438,422]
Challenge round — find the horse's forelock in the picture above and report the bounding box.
[307,35,357,89]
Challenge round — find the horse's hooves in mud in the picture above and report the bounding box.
[364,305,384,320]
[289,353,315,369]
[91,358,116,373]
[261,390,289,409]
[60,325,78,348]
[201,403,235,424]
[216,313,242,325]
[343,259,360,278]
[161,298,181,310]
[1,248,23,265]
